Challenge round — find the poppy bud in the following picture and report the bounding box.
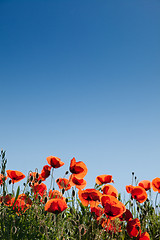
[62,212,65,219]
[38,179,42,184]
[72,189,75,197]
[29,182,32,187]
[38,195,41,201]
[30,175,33,182]
[66,198,68,203]
[70,208,73,214]
[52,187,55,190]
[132,172,134,175]
[62,188,65,195]
[36,173,39,179]
[56,179,59,183]
[23,183,26,186]
[9,179,12,184]
[65,171,69,175]
[44,196,47,203]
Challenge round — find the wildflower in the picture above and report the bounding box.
[138,180,152,191]
[95,174,114,185]
[138,232,150,240]
[131,186,147,203]
[126,218,141,238]
[152,177,160,193]
[56,178,73,191]
[32,182,47,198]
[49,189,65,200]
[102,184,118,198]
[69,157,87,179]
[40,165,51,180]
[126,185,134,194]
[119,209,133,222]
[6,170,25,184]
[45,198,68,214]
[70,175,87,190]
[101,195,126,220]
[78,188,102,207]
[46,156,64,168]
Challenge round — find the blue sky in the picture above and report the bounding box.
[0,0,160,196]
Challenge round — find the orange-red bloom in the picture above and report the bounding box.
[45,198,67,214]
[152,177,160,193]
[126,185,134,194]
[49,189,65,200]
[102,184,118,198]
[40,165,51,180]
[101,195,126,220]
[0,194,12,206]
[0,174,7,185]
[6,170,25,183]
[70,176,87,190]
[91,206,104,220]
[70,157,88,179]
[95,175,114,185]
[78,189,102,207]
[32,182,47,198]
[127,218,141,238]
[138,232,150,240]
[56,178,73,191]
[131,186,148,203]
[46,156,64,169]
[119,208,133,222]
[138,180,152,191]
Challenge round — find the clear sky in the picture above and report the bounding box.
[0,0,160,196]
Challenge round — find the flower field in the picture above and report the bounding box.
[0,149,160,240]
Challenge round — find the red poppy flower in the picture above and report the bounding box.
[119,209,133,222]
[101,195,126,220]
[0,174,7,185]
[138,180,152,191]
[138,232,150,240]
[95,175,114,185]
[6,170,25,183]
[69,157,88,179]
[70,175,87,190]
[78,189,102,207]
[102,184,118,198]
[11,197,31,213]
[126,218,141,238]
[91,206,104,219]
[49,189,65,200]
[46,156,64,169]
[152,177,160,193]
[56,178,73,191]
[126,185,134,194]
[40,165,51,180]
[17,194,32,205]
[45,198,68,214]
[0,194,12,206]
[32,182,47,198]
[131,186,148,203]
